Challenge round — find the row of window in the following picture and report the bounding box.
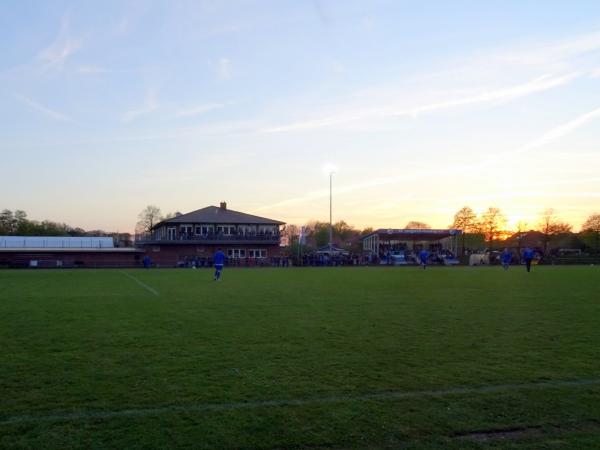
[172,225,276,237]
[227,249,267,259]
[150,247,268,258]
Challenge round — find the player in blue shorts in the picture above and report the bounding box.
[213,248,225,281]
[501,248,512,270]
[419,249,429,270]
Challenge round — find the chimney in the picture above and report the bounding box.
[220,202,227,210]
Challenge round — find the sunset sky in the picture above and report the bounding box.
[1,1,600,233]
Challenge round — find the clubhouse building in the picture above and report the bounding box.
[136,202,285,267]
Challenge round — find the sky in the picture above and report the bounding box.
[1,0,600,233]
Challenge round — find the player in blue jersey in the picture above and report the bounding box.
[522,247,534,273]
[501,248,512,270]
[213,248,226,281]
[418,249,429,270]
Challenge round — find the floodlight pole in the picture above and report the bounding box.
[329,171,334,249]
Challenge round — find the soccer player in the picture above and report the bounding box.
[501,248,512,271]
[523,247,534,273]
[213,248,225,281]
[419,248,429,270]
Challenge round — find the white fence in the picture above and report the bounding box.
[0,236,114,249]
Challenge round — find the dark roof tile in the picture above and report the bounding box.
[155,206,285,227]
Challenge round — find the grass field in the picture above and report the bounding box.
[1,266,600,449]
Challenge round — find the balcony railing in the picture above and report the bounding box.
[135,232,281,244]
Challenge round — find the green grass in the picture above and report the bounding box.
[1,266,600,449]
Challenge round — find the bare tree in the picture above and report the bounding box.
[515,220,529,254]
[537,209,573,255]
[581,213,600,252]
[405,221,431,229]
[479,207,507,250]
[282,224,299,247]
[136,205,162,234]
[451,206,478,255]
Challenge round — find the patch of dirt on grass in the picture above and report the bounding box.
[455,419,600,443]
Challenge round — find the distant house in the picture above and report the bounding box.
[136,202,285,266]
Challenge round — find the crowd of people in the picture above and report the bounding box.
[142,246,539,272]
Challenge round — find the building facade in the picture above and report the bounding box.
[0,236,143,268]
[362,228,462,263]
[136,202,285,267]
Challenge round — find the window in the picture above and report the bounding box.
[249,249,267,258]
[167,227,176,240]
[217,225,236,235]
[195,226,202,235]
[227,249,246,258]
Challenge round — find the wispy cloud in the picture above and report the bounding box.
[256,106,600,211]
[15,94,73,122]
[261,73,579,133]
[489,106,600,161]
[37,15,82,72]
[121,91,158,123]
[175,102,228,118]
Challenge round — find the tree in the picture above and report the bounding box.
[479,207,507,250]
[308,221,330,248]
[451,206,478,255]
[136,205,162,234]
[361,227,374,236]
[405,221,431,229]
[515,220,529,254]
[282,224,299,247]
[302,220,361,249]
[0,209,15,234]
[581,213,600,252]
[537,209,573,255]
[333,221,356,243]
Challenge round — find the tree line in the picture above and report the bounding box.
[283,208,600,255]
[450,206,600,254]
[136,203,600,255]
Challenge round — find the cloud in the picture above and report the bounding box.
[256,106,600,211]
[37,15,82,72]
[121,91,158,123]
[400,73,578,117]
[491,106,600,161]
[257,29,600,135]
[261,73,579,133]
[175,102,228,118]
[15,94,73,122]
[216,57,232,80]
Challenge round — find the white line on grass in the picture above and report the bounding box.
[2,378,599,426]
[120,271,159,296]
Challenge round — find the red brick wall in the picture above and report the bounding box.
[142,244,283,267]
[0,251,143,268]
